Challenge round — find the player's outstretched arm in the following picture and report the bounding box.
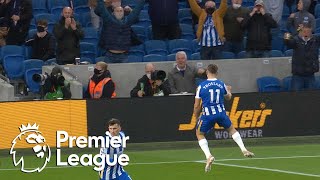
[224,85,232,101]
[193,98,202,120]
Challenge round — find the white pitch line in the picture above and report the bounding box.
[0,155,319,171]
[214,162,320,178]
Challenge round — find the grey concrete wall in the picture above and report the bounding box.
[0,79,15,101]
[41,57,320,98]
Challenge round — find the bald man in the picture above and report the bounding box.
[130,63,171,97]
[53,7,84,65]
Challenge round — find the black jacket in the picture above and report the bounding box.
[53,17,84,64]
[130,75,171,97]
[85,71,115,99]
[241,13,277,51]
[25,32,56,60]
[284,35,320,76]
[4,0,32,45]
[147,0,179,25]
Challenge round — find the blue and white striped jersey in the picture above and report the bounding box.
[100,131,126,180]
[199,15,223,47]
[195,78,227,116]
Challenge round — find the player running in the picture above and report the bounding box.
[193,64,254,172]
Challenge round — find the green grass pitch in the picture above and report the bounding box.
[0,143,319,179]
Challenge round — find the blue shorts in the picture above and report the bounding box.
[100,171,132,180]
[196,112,232,134]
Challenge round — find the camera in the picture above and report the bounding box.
[33,73,65,86]
[151,70,166,81]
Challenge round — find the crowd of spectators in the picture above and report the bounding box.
[0,0,319,98]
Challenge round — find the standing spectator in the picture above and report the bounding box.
[147,0,181,40]
[264,0,284,25]
[53,7,84,65]
[284,25,319,91]
[188,0,228,60]
[241,0,278,58]
[25,19,56,61]
[85,61,116,99]
[223,0,250,54]
[285,0,296,14]
[5,0,32,45]
[168,51,205,94]
[88,0,101,30]
[130,63,171,97]
[95,0,144,63]
[0,0,10,46]
[287,0,315,35]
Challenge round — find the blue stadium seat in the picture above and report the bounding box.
[180,23,195,40]
[74,0,88,7]
[47,0,70,10]
[167,54,176,61]
[3,55,25,79]
[32,0,48,15]
[128,55,143,63]
[139,10,150,20]
[178,8,192,24]
[282,76,292,91]
[80,57,94,64]
[82,27,99,45]
[95,56,108,63]
[144,40,168,56]
[284,49,293,57]
[221,51,236,59]
[80,42,96,62]
[0,45,25,63]
[74,5,90,14]
[24,59,44,72]
[168,39,193,57]
[80,12,92,27]
[135,19,151,28]
[34,13,56,23]
[131,25,147,41]
[271,36,284,51]
[315,4,320,18]
[192,39,200,52]
[28,29,37,39]
[257,76,282,92]
[25,68,42,93]
[24,46,32,59]
[237,51,247,59]
[270,50,284,57]
[44,58,57,65]
[129,44,145,57]
[143,54,166,62]
[191,52,200,60]
[316,76,320,89]
[50,6,65,20]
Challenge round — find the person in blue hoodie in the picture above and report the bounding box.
[287,0,316,35]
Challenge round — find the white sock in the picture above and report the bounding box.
[232,131,247,152]
[198,139,212,159]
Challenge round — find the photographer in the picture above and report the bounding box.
[130,63,171,97]
[33,67,71,100]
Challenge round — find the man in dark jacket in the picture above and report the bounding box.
[0,0,10,46]
[53,7,84,65]
[95,0,144,63]
[130,63,171,97]
[241,0,277,58]
[5,0,32,45]
[147,0,181,40]
[284,24,320,91]
[25,19,56,61]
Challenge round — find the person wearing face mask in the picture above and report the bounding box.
[284,24,320,91]
[130,63,171,97]
[85,61,116,99]
[53,7,84,65]
[188,0,228,60]
[241,0,277,58]
[25,19,56,61]
[223,0,250,54]
[95,0,144,63]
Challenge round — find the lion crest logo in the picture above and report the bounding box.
[10,123,51,173]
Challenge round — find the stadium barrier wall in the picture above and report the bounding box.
[0,100,87,149]
[86,91,320,143]
[1,91,319,149]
